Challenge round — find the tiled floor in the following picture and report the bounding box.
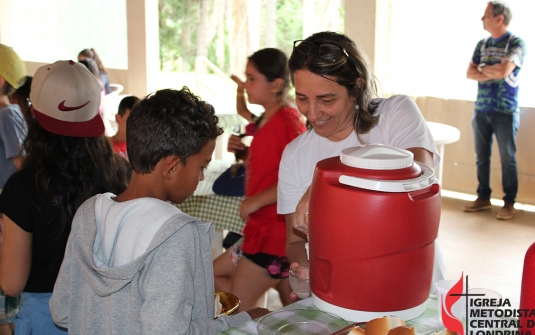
[265,196,535,310]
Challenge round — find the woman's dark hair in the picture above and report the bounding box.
[248,48,290,104]
[10,76,32,123]
[288,31,379,137]
[78,48,108,74]
[78,58,100,78]
[127,87,223,174]
[78,48,94,59]
[22,118,130,238]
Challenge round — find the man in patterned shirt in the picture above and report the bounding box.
[464,1,526,220]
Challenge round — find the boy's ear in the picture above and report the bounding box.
[163,156,181,180]
[115,114,120,123]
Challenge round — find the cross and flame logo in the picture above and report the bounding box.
[441,273,465,335]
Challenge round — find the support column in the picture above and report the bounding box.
[344,0,391,95]
[126,0,160,97]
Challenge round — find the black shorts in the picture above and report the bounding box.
[242,252,290,279]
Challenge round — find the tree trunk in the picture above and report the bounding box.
[247,0,261,55]
[318,0,342,31]
[302,0,317,39]
[229,0,249,76]
[264,0,277,48]
[196,0,209,73]
[216,0,227,70]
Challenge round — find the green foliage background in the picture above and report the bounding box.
[159,0,344,74]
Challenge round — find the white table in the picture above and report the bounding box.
[426,121,461,184]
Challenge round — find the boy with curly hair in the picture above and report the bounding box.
[50,88,268,334]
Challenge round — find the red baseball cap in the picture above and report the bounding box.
[30,60,104,137]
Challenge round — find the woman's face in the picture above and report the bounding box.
[294,69,356,141]
[243,61,273,106]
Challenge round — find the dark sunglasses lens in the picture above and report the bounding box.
[318,44,341,61]
[294,41,314,56]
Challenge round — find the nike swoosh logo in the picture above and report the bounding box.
[58,100,91,111]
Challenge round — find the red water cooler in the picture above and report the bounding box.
[308,144,441,322]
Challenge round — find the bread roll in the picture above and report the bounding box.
[364,316,406,335]
[387,326,416,335]
[348,326,366,335]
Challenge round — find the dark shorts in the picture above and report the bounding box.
[242,252,290,279]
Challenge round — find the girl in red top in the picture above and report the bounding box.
[213,48,305,311]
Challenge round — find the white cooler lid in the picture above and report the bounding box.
[340,144,413,170]
[339,144,436,192]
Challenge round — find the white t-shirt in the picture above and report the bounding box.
[277,95,440,215]
[277,95,445,291]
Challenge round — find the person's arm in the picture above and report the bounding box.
[479,58,517,80]
[140,224,252,334]
[49,230,74,329]
[12,155,24,170]
[227,134,247,155]
[231,75,257,123]
[285,183,311,266]
[466,62,491,82]
[0,110,26,170]
[407,147,434,167]
[239,184,277,221]
[0,214,32,296]
[285,213,309,267]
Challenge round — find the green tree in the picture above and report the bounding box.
[158,0,344,74]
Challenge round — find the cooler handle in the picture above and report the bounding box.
[408,183,440,201]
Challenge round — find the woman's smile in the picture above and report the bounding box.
[311,116,332,127]
[294,69,355,141]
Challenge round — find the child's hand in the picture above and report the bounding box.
[227,135,246,154]
[230,75,245,91]
[245,307,271,320]
[239,197,261,221]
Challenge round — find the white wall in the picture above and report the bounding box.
[387,0,534,108]
[1,0,128,69]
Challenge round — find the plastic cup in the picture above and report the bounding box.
[467,288,503,330]
[289,266,310,299]
[276,322,331,335]
[436,280,469,325]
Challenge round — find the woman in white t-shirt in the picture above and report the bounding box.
[277,32,444,299]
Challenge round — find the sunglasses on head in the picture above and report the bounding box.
[293,40,350,62]
[292,40,359,84]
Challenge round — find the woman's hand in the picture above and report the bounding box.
[293,187,311,234]
[289,262,303,301]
